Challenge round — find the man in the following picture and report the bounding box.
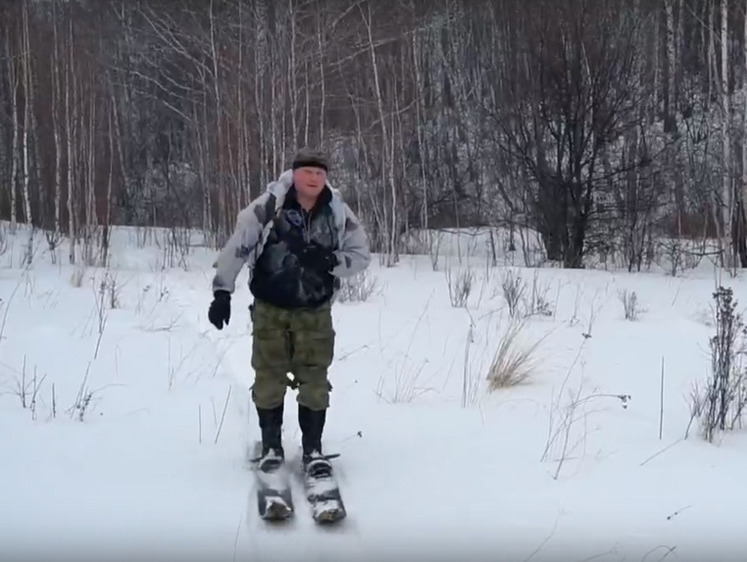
[207,148,371,478]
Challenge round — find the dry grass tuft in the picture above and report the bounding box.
[486,319,543,390]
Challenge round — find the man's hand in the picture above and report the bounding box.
[208,290,231,329]
[299,243,338,273]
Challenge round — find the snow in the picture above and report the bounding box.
[1,225,746,562]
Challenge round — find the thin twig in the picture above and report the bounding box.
[232,510,243,562]
[214,386,232,444]
[522,514,559,561]
[640,439,683,467]
[659,356,665,440]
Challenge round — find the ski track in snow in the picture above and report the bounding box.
[1,226,746,562]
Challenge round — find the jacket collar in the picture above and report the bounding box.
[266,169,346,230]
[285,183,332,213]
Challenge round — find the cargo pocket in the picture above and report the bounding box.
[292,329,335,370]
[251,328,292,373]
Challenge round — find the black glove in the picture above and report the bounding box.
[299,243,338,272]
[208,290,231,330]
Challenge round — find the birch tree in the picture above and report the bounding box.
[5,13,20,233]
[2,0,747,272]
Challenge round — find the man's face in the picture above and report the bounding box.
[293,166,327,200]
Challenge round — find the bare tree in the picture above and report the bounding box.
[490,0,646,268]
[1,0,747,275]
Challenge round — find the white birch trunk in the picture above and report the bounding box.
[363,2,396,265]
[101,103,114,268]
[209,0,226,238]
[66,15,77,264]
[676,0,684,109]
[721,0,732,268]
[236,0,249,207]
[743,0,747,254]
[21,0,32,227]
[411,29,428,234]
[303,60,310,147]
[7,28,19,233]
[708,4,716,106]
[288,0,298,148]
[87,89,96,228]
[21,0,35,264]
[317,4,325,146]
[665,0,675,123]
[52,1,62,240]
[270,58,278,176]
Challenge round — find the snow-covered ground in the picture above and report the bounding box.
[1,225,745,562]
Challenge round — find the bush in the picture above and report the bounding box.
[446,266,474,308]
[499,268,526,318]
[618,289,643,321]
[688,287,747,442]
[336,271,380,303]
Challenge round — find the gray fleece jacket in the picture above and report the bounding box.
[211,169,371,301]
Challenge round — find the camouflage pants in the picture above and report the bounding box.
[250,298,335,411]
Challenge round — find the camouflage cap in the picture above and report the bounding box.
[292,147,329,172]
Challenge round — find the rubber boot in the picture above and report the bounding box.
[257,404,284,469]
[298,404,332,478]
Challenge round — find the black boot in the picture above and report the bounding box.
[257,404,284,469]
[298,404,332,478]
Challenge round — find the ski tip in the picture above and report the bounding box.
[313,508,346,524]
[261,499,294,521]
[310,497,346,524]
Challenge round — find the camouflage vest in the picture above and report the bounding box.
[249,186,340,309]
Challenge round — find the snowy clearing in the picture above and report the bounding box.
[1,225,745,562]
